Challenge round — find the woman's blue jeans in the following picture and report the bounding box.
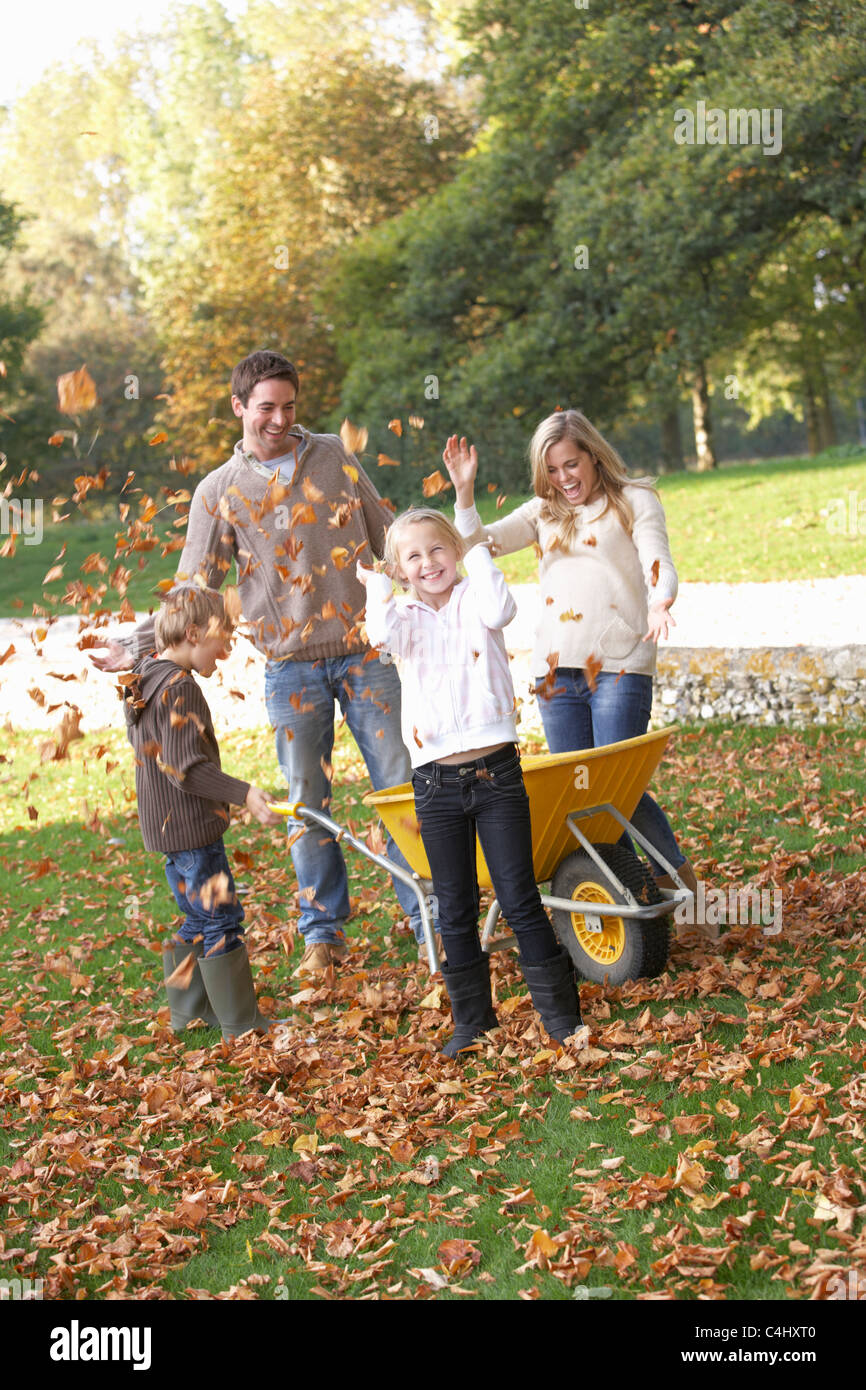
[536,668,685,877]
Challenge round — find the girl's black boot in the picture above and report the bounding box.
[439,955,499,1058]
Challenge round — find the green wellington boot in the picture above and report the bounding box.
[198,943,270,1041]
[163,937,220,1032]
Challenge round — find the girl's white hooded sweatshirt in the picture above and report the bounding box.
[363,543,519,768]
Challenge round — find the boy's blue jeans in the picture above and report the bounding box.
[265,653,426,943]
[164,838,244,957]
[536,667,685,877]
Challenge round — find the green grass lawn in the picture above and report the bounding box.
[1,720,863,1301]
[0,447,863,617]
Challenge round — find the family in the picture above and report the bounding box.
[92,348,706,1056]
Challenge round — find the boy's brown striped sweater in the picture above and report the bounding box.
[124,656,250,853]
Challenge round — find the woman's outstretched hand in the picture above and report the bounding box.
[644,598,676,644]
[442,434,478,508]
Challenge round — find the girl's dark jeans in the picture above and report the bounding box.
[412,744,559,968]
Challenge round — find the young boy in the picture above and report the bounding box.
[124,583,281,1040]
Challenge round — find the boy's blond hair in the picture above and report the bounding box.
[383,508,465,583]
[154,583,232,651]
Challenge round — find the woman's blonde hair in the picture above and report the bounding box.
[529,409,655,544]
[155,583,232,651]
[383,508,465,589]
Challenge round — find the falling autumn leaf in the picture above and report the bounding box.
[421,469,451,498]
[164,951,196,991]
[57,365,99,415]
[584,654,602,692]
[340,418,368,455]
[387,419,403,436]
[377,453,401,468]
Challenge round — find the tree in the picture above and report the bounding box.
[0,199,44,466]
[147,56,470,467]
[324,0,866,483]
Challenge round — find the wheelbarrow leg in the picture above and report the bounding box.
[480,898,501,952]
[480,899,518,956]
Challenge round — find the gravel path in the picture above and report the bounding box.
[1,575,863,733]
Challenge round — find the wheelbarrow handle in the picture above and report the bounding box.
[266,801,441,972]
[267,801,306,820]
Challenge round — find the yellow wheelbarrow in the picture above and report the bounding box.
[270,727,690,985]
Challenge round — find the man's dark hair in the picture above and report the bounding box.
[231,350,300,407]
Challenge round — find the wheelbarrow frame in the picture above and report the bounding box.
[271,792,691,975]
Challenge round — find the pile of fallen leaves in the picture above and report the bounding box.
[0,723,864,1302]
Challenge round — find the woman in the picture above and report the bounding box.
[443,411,713,940]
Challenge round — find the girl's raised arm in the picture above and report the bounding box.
[444,433,539,557]
[442,434,478,509]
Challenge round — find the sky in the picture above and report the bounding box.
[0,0,243,106]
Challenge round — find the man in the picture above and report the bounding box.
[92,349,428,974]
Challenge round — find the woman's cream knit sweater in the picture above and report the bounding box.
[455,483,678,679]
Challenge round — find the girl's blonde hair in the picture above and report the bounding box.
[529,409,655,545]
[383,508,465,589]
[155,583,232,650]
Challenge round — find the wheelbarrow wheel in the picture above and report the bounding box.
[550,843,669,985]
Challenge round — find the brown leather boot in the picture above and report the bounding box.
[655,859,720,944]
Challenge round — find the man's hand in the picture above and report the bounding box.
[442,434,478,509]
[644,599,676,644]
[245,786,283,827]
[88,640,133,673]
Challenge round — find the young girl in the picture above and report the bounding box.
[443,413,714,940]
[357,485,588,1057]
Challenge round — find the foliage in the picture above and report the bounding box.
[323,0,866,484]
[0,199,43,433]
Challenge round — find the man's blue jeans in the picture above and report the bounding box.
[265,653,425,943]
[536,668,685,877]
[164,838,244,957]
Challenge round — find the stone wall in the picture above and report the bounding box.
[652,647,866,727]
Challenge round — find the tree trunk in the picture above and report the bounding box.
[803,375,820,455]
[658,405,685,473]
[691,363,717,471]
[812,356,838,450]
